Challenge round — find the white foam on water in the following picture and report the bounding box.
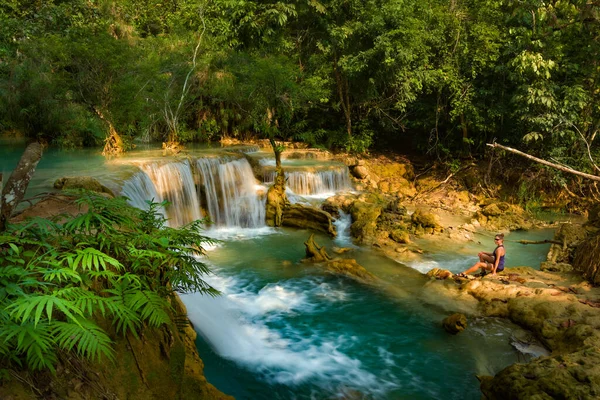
[181,273,396,396]
[206,226,277,241]
[407,256,473,274]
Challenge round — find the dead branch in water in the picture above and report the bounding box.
[516,239,563,245]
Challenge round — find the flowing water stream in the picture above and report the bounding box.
[1,142,573,399]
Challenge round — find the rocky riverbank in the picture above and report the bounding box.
[325,151,600,399]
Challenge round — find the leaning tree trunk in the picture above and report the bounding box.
[96,108,125,156]
[0,142,44,231]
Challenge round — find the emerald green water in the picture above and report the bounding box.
[2,143,566,399]
[181,228,551,400]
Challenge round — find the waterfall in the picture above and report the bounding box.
[121,172,161,211]
[195,157,265,228]
[264,167,353,196]
[121,160,202,227]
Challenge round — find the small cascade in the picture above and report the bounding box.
[121,172,162,212]
[264,167,353,196]
[333,211,354,247]
[137,160,203,227]
[195,157,265,228]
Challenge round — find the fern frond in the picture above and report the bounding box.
[51,318,115,362]
[62,248,123,272]
[8,295,84,326]
[126,290,171,328]
[2,322,57,373]
[40,267,82,284]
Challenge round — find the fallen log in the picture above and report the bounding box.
[516,239,563,245]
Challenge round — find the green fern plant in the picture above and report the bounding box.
[0,192,217,373]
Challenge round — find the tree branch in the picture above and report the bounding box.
[487,142,600,182]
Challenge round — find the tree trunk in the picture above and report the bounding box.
[96,108,125,156]
[333,55,352,137]
[487,142,600,182]
[0,142,44,231]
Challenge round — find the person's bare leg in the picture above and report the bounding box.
[462,261,487,275]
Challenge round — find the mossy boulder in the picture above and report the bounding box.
[54,176,114,197]
[411,209,441,229]
[426,268,453,280]
[574,233,600,285]
[481,346,600,400]
[349,195,385,244]
[390,229,410,244]
[442,313,467,334]
[475,202,532,231]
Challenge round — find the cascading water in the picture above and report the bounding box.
[195,157,265,228]
[263,167,353,197]
[142,160,202,226]
[120,155,266,229]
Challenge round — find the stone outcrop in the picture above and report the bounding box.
[542,222,588,274]
[54,176,115,197]
[574,233,600,285]
[480,346,600,400]
[283,203,337,237]
[442,313,467,334]
[426,268,453,280]
[475,201,533,231]
[423,266,600,398]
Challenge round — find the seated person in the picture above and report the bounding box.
[458,233,505,277]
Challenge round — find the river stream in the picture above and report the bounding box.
[1,141,573,399]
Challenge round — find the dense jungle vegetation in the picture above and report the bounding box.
[1,1,599,168]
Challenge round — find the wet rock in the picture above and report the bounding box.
[390,229,410,244]
[332,246,352,254]
[54,176,114,197]
[540,262,573,273]
[475,202,532,231]
[426,268,453,280]
[349,196,384,244]
[350,165,369,179]
[323,258,376,283]
[481,346,600,400]
[283,203,337,237]
[442,313,467,334]
[411,209,441,229]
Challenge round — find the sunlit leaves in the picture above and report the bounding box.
[0,193,216,372]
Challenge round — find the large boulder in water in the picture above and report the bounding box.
[349,194,384,244]
[442,313,467,334]
[54,176,114,197]
[282,203,337,237]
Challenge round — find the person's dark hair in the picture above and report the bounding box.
[495,233,504,240]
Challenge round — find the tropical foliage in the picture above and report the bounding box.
[0,193,217,372]
[0,0,599,162]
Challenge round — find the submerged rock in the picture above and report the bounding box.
[442,313,467,334]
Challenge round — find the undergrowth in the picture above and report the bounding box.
[0,193,218,374]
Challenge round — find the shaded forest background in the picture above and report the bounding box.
[1,0,599,168]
